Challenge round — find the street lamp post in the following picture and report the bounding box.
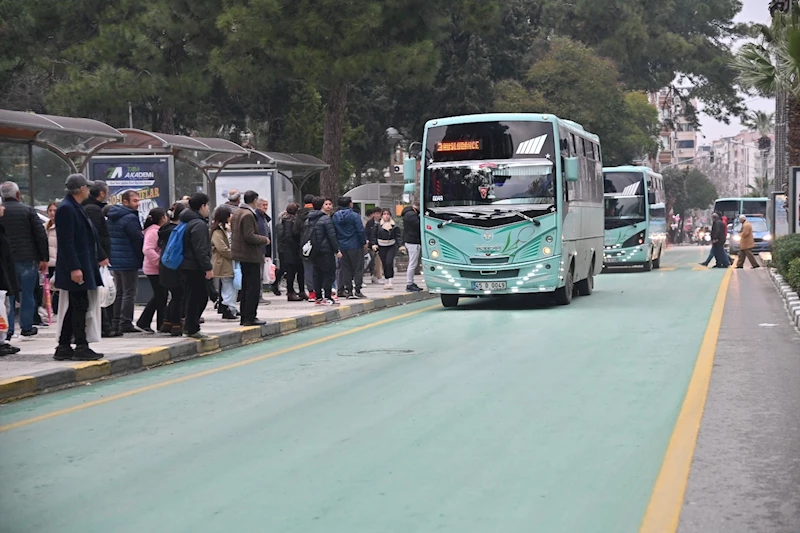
[385,127,404,183]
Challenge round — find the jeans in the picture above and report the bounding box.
[302,258,315,293]
[111,270,139,331]
[712,243,730,267]
[59,290,89,346]
[9,261,38,334]
[220,277,237,313]
[405,243,421,285]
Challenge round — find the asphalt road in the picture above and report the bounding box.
[0,247,796,533]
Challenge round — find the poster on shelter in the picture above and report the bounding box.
[89,156,173,226]
[795,169,800,234]
[774,193,790,238]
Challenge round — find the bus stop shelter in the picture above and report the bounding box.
[0,108,124,206]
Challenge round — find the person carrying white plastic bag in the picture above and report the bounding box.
[52,174,108,362]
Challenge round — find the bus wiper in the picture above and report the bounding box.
[437,216,466,228]
[489,209,542,226]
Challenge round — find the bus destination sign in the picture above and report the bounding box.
[436,140,481,152]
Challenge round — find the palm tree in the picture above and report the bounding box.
[742,110,775,138]
[732,11,800,190]
[746,175,774,197]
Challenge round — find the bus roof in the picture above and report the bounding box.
[603,166,662,179]
[715,197,768,202]
[424,113,600,143]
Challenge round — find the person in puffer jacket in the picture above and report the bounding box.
[305,197,341,305]
[106,191,144,334]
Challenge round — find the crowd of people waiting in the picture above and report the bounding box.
[0,175,424,361]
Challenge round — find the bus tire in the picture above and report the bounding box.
[576,260,594,296]
[554,264,574,306]
[441,295,459,308]
[642,257,653,272]
[653,250,661,269]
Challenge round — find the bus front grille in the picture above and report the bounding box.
[469,257,510,265]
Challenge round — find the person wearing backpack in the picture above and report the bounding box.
[177,193,213,338]
[230,190,271,326]
[159,203,186,336]
[304,197,341,305]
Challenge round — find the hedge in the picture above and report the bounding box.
[787,257,800,292]
[771,234,800,279]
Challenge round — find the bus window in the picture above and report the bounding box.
[742,200,767,216]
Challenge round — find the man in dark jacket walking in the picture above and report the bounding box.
[179,193,214,338]
[402,202,422,292]
[81,181,118,337]
[306,197,341,305]
[231,190,270,326]
[333,196,366,299]
[0,181,49,339]
[54,174,106,361]
[709,212,730,269]
[107,191,144,333]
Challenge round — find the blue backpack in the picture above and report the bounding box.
[161,222,187,270]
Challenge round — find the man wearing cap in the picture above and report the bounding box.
[735,214,761,269]
[53,174,107,361]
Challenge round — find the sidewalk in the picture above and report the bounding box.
[0,280,431,402]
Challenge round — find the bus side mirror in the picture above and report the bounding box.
[564,157,579,182]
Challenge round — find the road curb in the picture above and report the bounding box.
[768,268,800,330]
[0,291,435,403]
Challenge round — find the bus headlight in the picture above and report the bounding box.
[542,246,552,256]
[431,250,440,259]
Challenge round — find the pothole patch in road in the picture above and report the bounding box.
[338,349,416,357]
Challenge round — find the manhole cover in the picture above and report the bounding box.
[339,349,416,357]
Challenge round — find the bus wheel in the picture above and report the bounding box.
[642,257,653,272]
[441,295,459,308]
[554,266,574,306]
[576,262,594,296]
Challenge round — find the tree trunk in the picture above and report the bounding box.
[320,83,349,199]
[161,107,176,134]
[787,95,800,173]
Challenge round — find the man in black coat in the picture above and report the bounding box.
[401,202,422,292]
[179,193,213,338]
[0,200,20,355]
[0,181,49,338]
[81,180,118,337]
[54,174,107,361]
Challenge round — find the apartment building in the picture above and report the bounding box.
[706,131,775,196]
[648,89,699,170]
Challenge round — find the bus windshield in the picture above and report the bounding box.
[604,172,644,195]
[605,196,645,229]
[425,161,556,208]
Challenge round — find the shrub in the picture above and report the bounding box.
[771,234,800,277]
[787,257,800,292]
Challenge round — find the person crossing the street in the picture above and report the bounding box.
[734,214,761,270]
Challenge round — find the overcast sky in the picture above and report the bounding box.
[698,0,774,144]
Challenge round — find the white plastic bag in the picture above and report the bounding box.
[55,289,102,343]
[233,261,242,291]
[263,258,276,284]
[97,266,116,308]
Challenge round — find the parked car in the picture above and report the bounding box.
[729,215,772,254]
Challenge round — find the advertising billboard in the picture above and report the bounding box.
[88,155,174,226]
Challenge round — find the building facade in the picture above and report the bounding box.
[648,89,699,171]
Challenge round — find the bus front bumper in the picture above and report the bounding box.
[421,256,564,296]
[603,245,649,266]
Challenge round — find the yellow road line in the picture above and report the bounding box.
[639,267,732,533]
[0,304,440,433]
[659,267,676,271]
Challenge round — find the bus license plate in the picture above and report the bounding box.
[473,281,507,291]
[605,257,620,263]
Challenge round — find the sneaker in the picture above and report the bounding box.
[314,299,326,306]
[406,284,422,292]
[384,281,393,291]
[21,327,38,337]
[0,343,20,356]
[326,298,340,306]
[72,346,103,361]
[353,291,367,299]
[53,345,74,361]
[308,291,316,301]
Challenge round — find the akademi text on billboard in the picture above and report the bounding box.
[89,156,174,226]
